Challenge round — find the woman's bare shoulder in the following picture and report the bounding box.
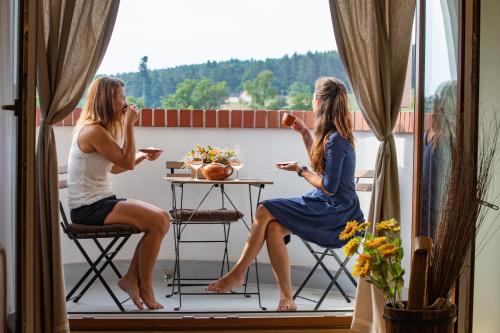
[79,123,108,137]
[78,123,112,149]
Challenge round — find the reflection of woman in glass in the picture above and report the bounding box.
[207,77,364,311]
[420,80,456,238]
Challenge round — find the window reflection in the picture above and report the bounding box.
[419,0,458,238]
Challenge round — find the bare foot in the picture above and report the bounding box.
[139,284,164,310]
[277,298,297,311]
[206,273,244,293]
[118,277,144,310]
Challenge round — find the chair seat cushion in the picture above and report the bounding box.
[68,223,140,238]
[169,208,243,223]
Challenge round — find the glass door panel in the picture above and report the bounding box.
[419,0,458,238]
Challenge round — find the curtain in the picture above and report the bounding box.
[35,1,120,331]
[329,1,416,332]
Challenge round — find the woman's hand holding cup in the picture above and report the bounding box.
[281,112,307,135]
[124,103,140,125]
[291,118,307,135]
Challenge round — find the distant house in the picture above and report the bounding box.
[224,90,252,104]
[239,90,252,103]
[225,91,240,104]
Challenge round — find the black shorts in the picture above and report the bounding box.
[70,195,126,226]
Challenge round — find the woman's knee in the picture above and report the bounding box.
[255,204,271,222]
[158,211,170,235]
[265,221,284,239]
[147,210,170,235]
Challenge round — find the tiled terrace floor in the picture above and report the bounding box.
[66,281,355,316]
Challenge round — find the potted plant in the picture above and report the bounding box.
[340,219,405,308]
[340,119,498,332]
[182,144,238,180]
[340,219,456,333]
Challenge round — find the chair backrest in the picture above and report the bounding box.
[58,165,72,233]
[166,161,191,177]
[355,169,374,192]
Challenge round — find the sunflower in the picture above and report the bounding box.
[356,221,370,232]
[379,243,399,257]
[339,220,359,240]
[343,238,360,257]
[365,236,386,249]
[376,218,400,233]
[353,253,372,278]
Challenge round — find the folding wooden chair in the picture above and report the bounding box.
[58,165,140,311]
[293,169,374,310]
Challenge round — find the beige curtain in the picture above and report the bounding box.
[329,1,415,332]
[35,1,120,332]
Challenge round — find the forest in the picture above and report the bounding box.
[109,50,349,109]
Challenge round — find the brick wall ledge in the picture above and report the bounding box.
[36,108,416,134]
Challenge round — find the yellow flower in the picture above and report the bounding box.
[376,218,400,232]
[353,253,372,278]
[343,238,360,257]
[339,220,359,240]
[209,149,220,155]
[379,243,399,257]
[365,236,387,249]
[356,221,370,232]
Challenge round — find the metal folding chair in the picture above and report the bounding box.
[58,165,140,311]
[293,240,357,310]
[293,169,374,310]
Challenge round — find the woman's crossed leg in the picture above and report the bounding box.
[207,204,296,311]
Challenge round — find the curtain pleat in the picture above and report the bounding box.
[35,1,120,331]
[328,1,416,332]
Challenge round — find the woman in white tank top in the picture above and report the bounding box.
[68,77,169,310]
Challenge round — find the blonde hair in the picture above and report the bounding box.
[309,77,354,175]
[75,76,125,140]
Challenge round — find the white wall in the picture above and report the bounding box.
[474,0,500,331]
[0,0,18,317]
[54,126,414,277]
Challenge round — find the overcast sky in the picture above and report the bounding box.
[97,0,337,75]
[97,0,454,94]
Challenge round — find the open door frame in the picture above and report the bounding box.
[15,0,37,332]
[15,0,481,331]
[411,0,481,332]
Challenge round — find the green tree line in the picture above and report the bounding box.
[112,50,349,108]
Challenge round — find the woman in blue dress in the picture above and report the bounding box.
[207,77,364,311]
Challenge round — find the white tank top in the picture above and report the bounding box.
[67,125,114,209]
